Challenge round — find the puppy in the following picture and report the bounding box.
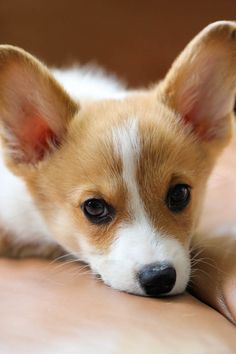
[0,21,235,297]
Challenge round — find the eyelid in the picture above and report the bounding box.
[169,181,192,190]
[170,173,193,186]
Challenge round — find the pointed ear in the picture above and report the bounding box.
[161,21,236,142]
[0,45,78,164]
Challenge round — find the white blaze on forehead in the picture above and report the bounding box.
[112,118,145,220]
[111,117,165,246]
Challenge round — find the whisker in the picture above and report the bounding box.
[190,268,212,282]
[49,252,76,265]
[50,258,85,273]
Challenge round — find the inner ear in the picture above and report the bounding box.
[0,45,78,164]
[4,108,60,163]
[160,21,236,142]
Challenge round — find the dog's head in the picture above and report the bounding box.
[0,21,235,296]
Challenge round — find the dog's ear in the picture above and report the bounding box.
[0,45,78,165]
[161,21,236,143]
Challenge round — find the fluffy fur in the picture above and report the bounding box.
[0,21,235,295]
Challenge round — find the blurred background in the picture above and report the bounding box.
[1,0,236,87]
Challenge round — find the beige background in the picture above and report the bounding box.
[1,0,236,86]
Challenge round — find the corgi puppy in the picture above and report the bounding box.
[0,21,235,297]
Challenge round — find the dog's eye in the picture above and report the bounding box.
[82,198,115,225]
[166,184,191,212]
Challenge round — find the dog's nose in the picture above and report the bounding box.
[138,263,176,296]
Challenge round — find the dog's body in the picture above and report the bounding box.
[0,21,236,297]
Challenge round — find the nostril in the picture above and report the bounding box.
[138,262,176,296]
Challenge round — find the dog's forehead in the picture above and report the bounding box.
[72,95,204,185]
[78,93,180,154]
[110,116,183,188]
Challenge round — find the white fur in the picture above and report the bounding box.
[79,119,190,295]
[112,119,142,216]
[0,149,55,247]
[52,66,128,102]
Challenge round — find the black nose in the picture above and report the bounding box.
[138,263,176,296]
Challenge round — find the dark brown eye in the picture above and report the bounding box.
[166,184,191,212]
[82,198,115,225]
